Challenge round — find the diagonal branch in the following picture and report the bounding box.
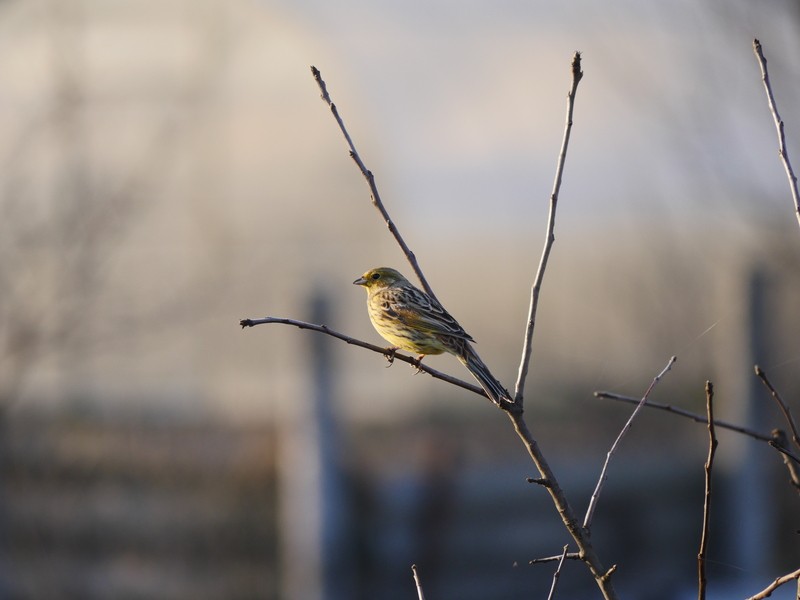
[239,317,487,399]
[593,391,773,442]
[411,564,426,600]
[514,52,583,406]
[595,388,800,490]
[755,364,800,450]
[697,381,717,600]
[752,39,800,231]
[310,66,436,301]
[507,410,618,599]
[745,567,800,600]
[583,356,677,529]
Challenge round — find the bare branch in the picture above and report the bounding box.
[310,66,436,300]
[529,551,581,565]
[745,566,800,600]
[583,356,677,529]
[239,317,488,400]
[752,39,800,231]
[697,381,717,600]
[299,59,619,599]
[514,52,584,406]
[411,564,426,600]
[755,365,800,451]
[507,411,618,599]
[546,545,571,600]
[768,432,800,495]
[596,387,800,492]
[594,391,773,442]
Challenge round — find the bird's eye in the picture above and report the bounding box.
[371,272,381,280]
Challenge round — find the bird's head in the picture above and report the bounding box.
[353,267,407,291]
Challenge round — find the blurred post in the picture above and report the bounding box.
[717,265,771,584]
[278,289,355,600]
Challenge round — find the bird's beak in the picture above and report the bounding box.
[353,276,367,286]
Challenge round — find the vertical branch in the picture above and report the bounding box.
[514,52,583,405]
[310,66,437,300]
[752,39,800,231]
[697,381,717,600]
[583,356,677,529]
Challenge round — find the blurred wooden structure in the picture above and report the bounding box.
[0,411,278,599]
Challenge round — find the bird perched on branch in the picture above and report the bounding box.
[353,267,511,406]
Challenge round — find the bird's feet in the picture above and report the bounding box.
[383,347,398,367]
[411,354,426,374]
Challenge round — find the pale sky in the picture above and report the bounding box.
[267,0,800,231]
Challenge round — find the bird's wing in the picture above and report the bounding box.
[383,286,475,342]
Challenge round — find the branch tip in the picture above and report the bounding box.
[571,51,584,81]
[601,565,617,582]
[527,476,550,487]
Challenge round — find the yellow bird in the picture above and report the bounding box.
[354,267,510,406]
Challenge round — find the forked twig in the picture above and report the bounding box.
[310,66,436,300]
[597,381,800,491]
[514,52,583,406]
[583,356,677,529]
[752,39,800,231]
[246,59,619,600]
[593,391,773,442]
[697,381,717,600]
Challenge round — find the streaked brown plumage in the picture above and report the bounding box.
[353,267,510,405]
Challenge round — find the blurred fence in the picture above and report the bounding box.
[0,410,278,599]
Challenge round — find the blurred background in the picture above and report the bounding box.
[0,0,798,598]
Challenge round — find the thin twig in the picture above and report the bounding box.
[769,433,800,466]
[756,365,800,450]
[769,432,800,494]
[529,552,581,565]
[309,66,514,412]
[745,566,800,600]
[411,564,426,600]
[514,52,583,406]
[752,39,800,231]
[546,545,570,600]
[310,66,436,300]
[240,317,487,399]
[595,388,800,492]
[697,381,717,600]
[593,391,773,442]
[583,356,677,529]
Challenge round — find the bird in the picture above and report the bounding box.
[353,267,511,406]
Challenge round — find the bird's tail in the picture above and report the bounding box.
[457,345,512,406]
